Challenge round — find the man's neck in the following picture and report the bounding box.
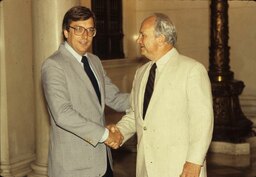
[153,45,173,61]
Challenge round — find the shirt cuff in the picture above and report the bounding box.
[99,128,109,143]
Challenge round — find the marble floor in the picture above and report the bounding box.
[112,147,256,177]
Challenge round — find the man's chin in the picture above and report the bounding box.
[140,50,145,55]
[79,48,89,55]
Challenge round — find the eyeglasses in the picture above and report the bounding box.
[69,26,96,37]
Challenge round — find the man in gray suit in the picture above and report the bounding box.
[42,6,129,177]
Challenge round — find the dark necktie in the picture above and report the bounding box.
[81,56,101,105]
[143,63,157,118]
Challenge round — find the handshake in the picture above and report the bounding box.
[104,124,123,149]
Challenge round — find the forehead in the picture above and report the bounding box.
[70,17,94,27]
[140,16,155,34]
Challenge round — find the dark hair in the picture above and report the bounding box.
[62,6,96,41]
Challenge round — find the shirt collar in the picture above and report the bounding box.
[155,47,176,72]
[64,41,87,63]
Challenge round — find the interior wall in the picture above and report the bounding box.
[123,0,137,59]
[229,2,256,97]
[80,0,91,7]
[228,2,256,125]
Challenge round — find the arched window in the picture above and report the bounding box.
[92,0,124,60]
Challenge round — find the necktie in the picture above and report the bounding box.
[143,63,157,118]
[81,56,101,105]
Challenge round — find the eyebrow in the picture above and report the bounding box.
[72,25,95,28]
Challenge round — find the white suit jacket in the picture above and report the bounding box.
[42,44,129,177]
[117,48,213,177]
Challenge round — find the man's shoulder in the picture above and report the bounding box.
[177,54,205,68]
[87,52,101,61]
[48,50,62,60]
[44,45,69,63]
[43,51,62,66]
[175,55,208,76]
[178,54,196,63]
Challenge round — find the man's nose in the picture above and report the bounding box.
[136,36,141,44]
[81,30,89,38]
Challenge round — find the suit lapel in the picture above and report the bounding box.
[59,45,102,110]
[144,50,180,121]
[87,53,105,110]
[135,62,152,120]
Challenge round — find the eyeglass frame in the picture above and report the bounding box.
[68,26,96,37]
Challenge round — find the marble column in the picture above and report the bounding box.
[1,1,36,176]
[0,3,11,176]
[28,0,79,177]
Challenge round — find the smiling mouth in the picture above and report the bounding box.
[80,40,87,45]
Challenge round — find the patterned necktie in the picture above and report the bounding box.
[143,63,157,119]
[81,56,101,105]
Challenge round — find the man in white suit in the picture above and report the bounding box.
[111,13,214,177]
[42,6,129,177]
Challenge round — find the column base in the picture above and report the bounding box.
[208,141,250,167]
[209,141,250,155]
[207,151,250,168]
[207,136,256,167]
[27,162,48,177]
[0,155,35,177]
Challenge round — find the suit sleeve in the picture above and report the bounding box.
[103,69,130,112]
[186,63,214,165]
[116,71,138,143]
[42,59,105,147]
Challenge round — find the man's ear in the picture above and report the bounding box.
[157,34,166,45]
[64,30,69,39]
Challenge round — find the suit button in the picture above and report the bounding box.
[143,126,147,131]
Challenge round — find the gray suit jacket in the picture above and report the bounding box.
[42,44,129,177]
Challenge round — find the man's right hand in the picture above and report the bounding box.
[104,124,123,149]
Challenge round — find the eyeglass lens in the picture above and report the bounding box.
[70,26,96,37]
